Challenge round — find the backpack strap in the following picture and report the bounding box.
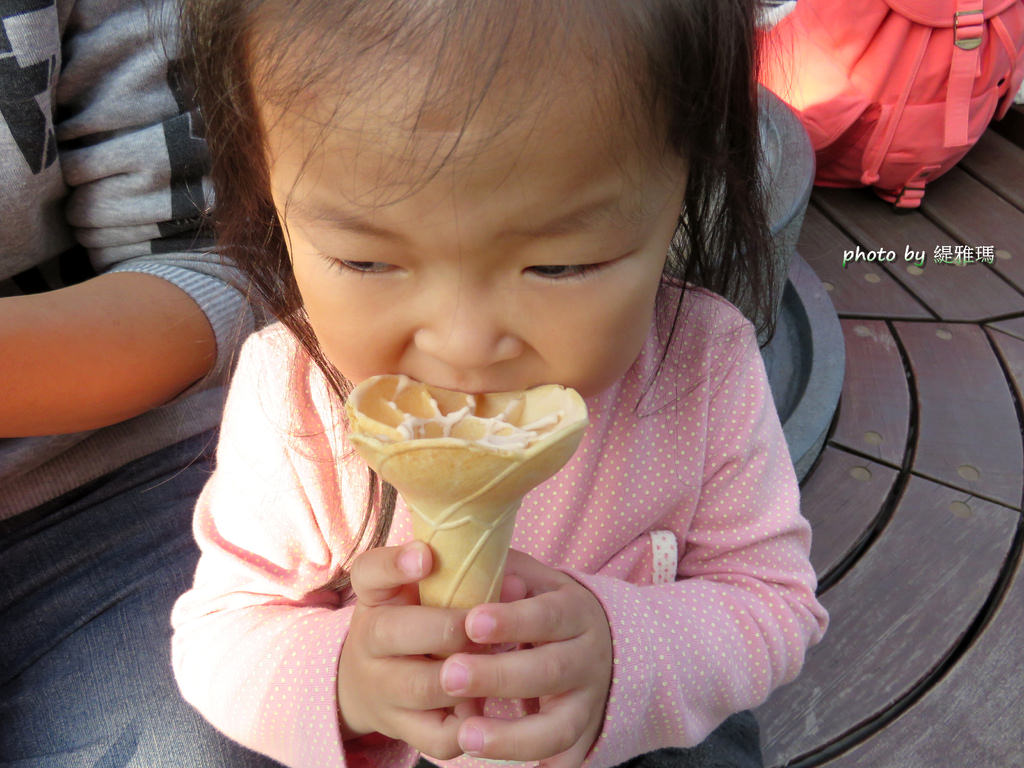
[991,13,1022,119]
[946,0,985,147]
[893,164,943,208]
[862,23,934,185]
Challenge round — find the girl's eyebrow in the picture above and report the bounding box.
[290,201,407,242]
[502,196,623,238]
[289,194,623,240]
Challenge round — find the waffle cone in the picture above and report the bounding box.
[346,375,588,609]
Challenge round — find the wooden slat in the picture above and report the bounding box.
[800,446,898,581]
[990,327,1024,405]
[815,187,1024,321]
[896,322,1023,508]
[758,475,1018,768]
[958,130,1024,211]
[824,530,1024,768]
[830,320,909,467]
[922,166,1024,293]
[797,203,931,319]
[987,315,1024,343]
[774,116,1024,768]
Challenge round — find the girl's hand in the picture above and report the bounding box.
[337,541,476,760]
[439,550,613,768]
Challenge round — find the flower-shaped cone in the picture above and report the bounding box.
[346,375,589,609]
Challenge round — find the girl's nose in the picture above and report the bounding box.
[413,289,523,373]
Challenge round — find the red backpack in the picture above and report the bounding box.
[760,0,1024,208]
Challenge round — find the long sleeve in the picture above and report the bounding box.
[0,0,257,517]
[54,0,255,393]
[170,327,417,768]
[568,303,827,768]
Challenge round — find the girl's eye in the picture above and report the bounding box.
[329,259,393,274]
[526,263,604,280]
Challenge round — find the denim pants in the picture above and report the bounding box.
[0,431,281,768]
[612,711,763,768]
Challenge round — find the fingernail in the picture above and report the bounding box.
[459,724,484,754]
[467,611,496,642]
[441,659,469,693]
[397,546,423,577]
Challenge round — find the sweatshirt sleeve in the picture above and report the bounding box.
[571,317,828,768]
[55,0,255,393]
[170,329,417,768]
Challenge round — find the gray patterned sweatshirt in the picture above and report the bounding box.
[0,0,253,518]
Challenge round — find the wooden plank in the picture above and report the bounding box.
[990,327,1024,410]
[958,130,1024,211]
[824,529,1024,768]
[830,320,909,467]
[921,166,1024,293]
[800,446,898,581]
[895,322,1023,508]
[758,475,1018,768]
[826,260,1024,768]
[987,315,1024,342]
[815,187,1024,321]
[797,203,931,319]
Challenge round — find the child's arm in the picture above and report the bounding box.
[170,328,452,768]
[0,274,215,435]
[433,311,828,768]
[571,316,828,765]
[2,0,253,437]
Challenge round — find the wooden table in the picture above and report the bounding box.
[755,108,1024,767]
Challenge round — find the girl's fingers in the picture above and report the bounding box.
[363,604,470,657]
[504,549,571,593]
[374,656,465,711]
[440,642,588,700]
[465,584,587,645]
[456,697,591,763]
[349,541,432,606]
[499,571,528,603]
[388,705,466,762]
[338,644,465,740]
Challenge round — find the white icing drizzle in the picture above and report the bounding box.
[382,390,564,450]
[396,405,472,440]
[520,413,561,432]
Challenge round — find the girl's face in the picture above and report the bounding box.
[261,70,685,398]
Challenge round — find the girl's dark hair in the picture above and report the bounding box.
[181,0,773,592]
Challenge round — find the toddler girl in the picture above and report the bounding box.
[172,2,828,767]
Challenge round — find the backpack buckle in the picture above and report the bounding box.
[954,9,984,50]
[895,183,926,209]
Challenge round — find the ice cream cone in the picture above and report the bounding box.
[346,375,588,609]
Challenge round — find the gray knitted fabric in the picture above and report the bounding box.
[0,0,254,517]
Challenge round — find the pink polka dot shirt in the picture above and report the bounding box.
[171,286,828,768]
